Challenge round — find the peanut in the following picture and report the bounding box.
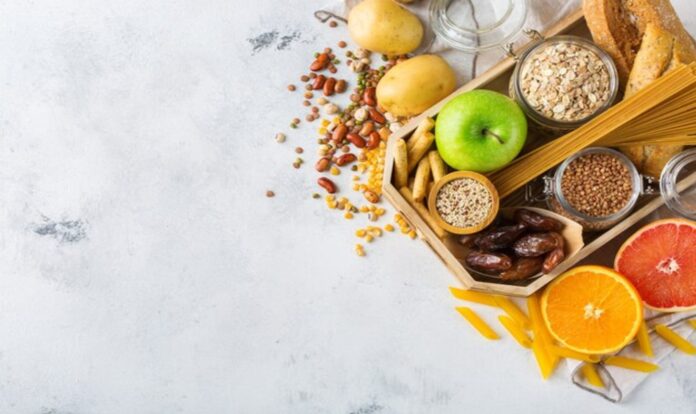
[332,124,348,143]
[334,79,347,94]
[317,177,337,194]
[323,77,336,96]
[363,189,380,203]
[315,157,331,172]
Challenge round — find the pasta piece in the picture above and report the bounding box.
[527,294,560,370]
[636,321,654,357]
[655,324,696,355]
[456,307,500,340]
[581,363,605,388]
[531,340,554,379]
[689,319,696,329]
[604,356,659,373]
[498,315,532,349]
[449,287,496,306]
[494,296,531,330]
[551,346,600,363]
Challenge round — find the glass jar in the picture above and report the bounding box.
[429,0,528,53]
[660,148,696,220]
[530,148,644,231]
[509,36,619,134]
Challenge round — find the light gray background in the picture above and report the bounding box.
[0,0,694,413]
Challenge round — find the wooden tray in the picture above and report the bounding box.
[381,8,676,296]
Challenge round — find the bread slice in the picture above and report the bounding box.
[626,24,674,95]
[583,0,641,84]
[621,24,682,178]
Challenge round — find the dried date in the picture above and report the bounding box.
[514,209,564,232]
[500,257,544,281]
[542,247,565,274]
[474,223,527,251]
[512,232,561,257]
[465,251,513,272]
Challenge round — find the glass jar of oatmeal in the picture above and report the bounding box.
[509,36,619,134]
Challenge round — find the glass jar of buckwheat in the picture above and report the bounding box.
[509,36,619,134]
[536,148,643,231]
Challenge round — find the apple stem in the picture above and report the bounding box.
[482,129,504,144]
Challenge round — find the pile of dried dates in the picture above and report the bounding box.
[462,209,566,281]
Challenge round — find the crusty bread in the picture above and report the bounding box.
[583,0,696,86]
[626,24,674,95]
[621,24,684,178]
[583,0,641,83]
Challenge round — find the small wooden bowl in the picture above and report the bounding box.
[428,171,500,235]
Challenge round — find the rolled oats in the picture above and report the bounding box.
[520,42,611,122]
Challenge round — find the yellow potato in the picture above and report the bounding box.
[376,55,456,117]
[348,0,423,56]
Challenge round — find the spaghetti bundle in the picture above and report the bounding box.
[491,63,696,199]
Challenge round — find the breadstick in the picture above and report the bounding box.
[428,150,446,182]
[407,131,434,172]
[407,117,435,151]
[412,157,431,202]
[399,187,447,238]
[394,139,409,188]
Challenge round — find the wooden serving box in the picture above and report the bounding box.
[381,8,686,296]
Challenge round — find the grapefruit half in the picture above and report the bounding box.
[615,218,696,311]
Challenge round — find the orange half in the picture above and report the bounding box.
[541,265,643,355]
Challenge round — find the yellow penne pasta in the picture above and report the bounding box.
[456,307,500,340]
[527,294,560,370]
[494,296,531,330]
[498,315,532,349]
[689,319,696,329]
[655,324,696,355]
[604,356,659,373]
[449,287,497,306]
[551,346,600,363]
[531,340,554,379]
[636,321,654,357]
[581,363,605,388]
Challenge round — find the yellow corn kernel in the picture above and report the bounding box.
[359,205,370,213]
[365,234,374,243]
[498,315,532,349]
[384,224,394,232]
[352,184,360,191]
[456,307,499,340]
[355,229,366,238]
[604,356,659,373]
[394,214,404,221]
[321,119,330,127]
[375,208,385,216]
[636,321,654,357]
[344,212,354,219]
[325,195,335,202]
[493,296,531,330]
[400,227,410,234]
[327,201,338,209]
[355,244,365,256]
[655,324,696,355]
[318,127,327,135]
[370,228,382,237]
[330,166,341,176]
[581,364,604,388]
[408,230,417,239]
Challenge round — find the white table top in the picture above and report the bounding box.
[1,0,695,412]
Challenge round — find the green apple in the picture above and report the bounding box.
[435,90,527,173]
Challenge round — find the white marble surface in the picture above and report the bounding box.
[0,0,695,413]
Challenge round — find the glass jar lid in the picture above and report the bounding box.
[429,0,528,53]
[660,148,696,220]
